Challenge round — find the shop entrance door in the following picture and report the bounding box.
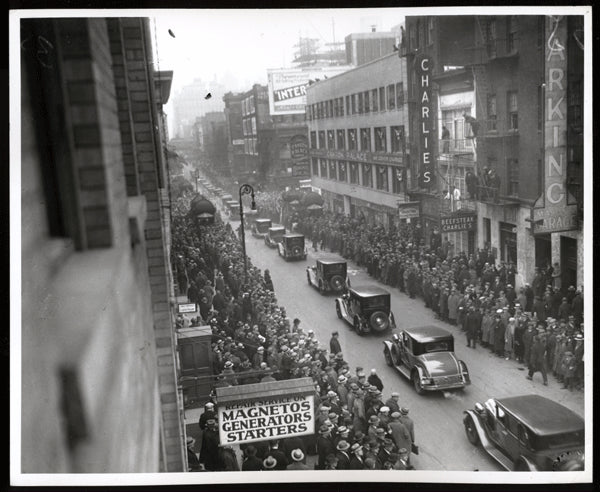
[560,236,578,290]
[535,236,552,269]
[499,222,517,265]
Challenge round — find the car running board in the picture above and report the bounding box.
[482,444,514,471]
[394,364,411,379]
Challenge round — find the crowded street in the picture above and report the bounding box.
[235,200,585,471]
[15,9,590,485]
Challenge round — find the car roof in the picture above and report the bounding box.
[269,226,285,231]
[284,233,304,239]
[404,325,453,342]
[255,218,271,223]
[317,259,346,266]
[496,395,584,436]
[349,285,390,297]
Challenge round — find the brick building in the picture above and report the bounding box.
[19,17,186,472]
[403,15,584,288]
[306,53,411,227]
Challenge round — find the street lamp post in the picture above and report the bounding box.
[239,183,256,283]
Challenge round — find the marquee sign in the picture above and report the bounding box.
[532,15,578,234]
[216,378,315,446]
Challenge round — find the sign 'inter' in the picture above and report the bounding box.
[417,53,433,187]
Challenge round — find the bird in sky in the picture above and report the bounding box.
[168,29,176,38]
[205,93,212,100]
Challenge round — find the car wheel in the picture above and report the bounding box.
[384,348,393,367]
[464,415,480,446]
[330,275,344,292]
[336,301,342,319]
[369,311,390,332]
[354,318,364,336]
[412,371,425,395]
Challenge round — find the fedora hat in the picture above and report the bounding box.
[263,456,277,469]
[336,440,350,451]
[290,449,305,462]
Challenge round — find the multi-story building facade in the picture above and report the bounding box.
[306,53,411,227]
[240,84,273,182]
[200,111,228,174]
[403,15,584,288]
[223,91,245,178]
[19,17,186,472]
[345,30,399,66]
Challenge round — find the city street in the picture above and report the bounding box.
[238,217,585,471]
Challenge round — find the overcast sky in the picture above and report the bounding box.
[152,8,406,94]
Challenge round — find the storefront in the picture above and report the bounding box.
[440,211,477,256]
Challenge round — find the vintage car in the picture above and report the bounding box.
[307,260,350,294]
[335,285,395,336]
[251,218,272,238]
[278,233,307,260]
[383,325,470,394]
[463,394,585,471]
[264,226,286,248]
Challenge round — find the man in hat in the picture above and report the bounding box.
[267,440,288,470]
[252,346,265,369]
[388,412,412,458]
[384,392,401,414]
[399,408,415,446]
[330,331,342,355]
[378,406,391,428]
[336,374,349,406]
[262,455,278,471]
[317,424,335,469]
[348,443,365,469]
[465,306,480,349]
[335,426,351,447]
[397,447,414,470]
[367,415,381,440]
[286,449,309,470]
[335,440,351,470]
[198,401,217,432]
[186,436,201,471]
[199,418,221,471]
[527,335,549,385]
[378,438,396,467]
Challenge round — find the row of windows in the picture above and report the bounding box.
[311,158,406,194]
[486,91,518,132]
[244,137,258,155]
[308,83,405,120]
[309,126,406,153]
[242,116,257,136]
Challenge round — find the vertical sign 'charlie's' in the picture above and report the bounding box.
[417,53,433,188]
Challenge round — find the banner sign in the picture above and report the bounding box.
[177,303,197,314]
[532,15,578,234]
[440,213,477,232]
[267,67,351,115]
[218,394,314,445]
[398,201,421,219]
[309,148,403,165]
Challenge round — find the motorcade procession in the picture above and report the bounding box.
[175,170,585,473]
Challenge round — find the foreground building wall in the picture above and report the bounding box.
[20,17,184,473]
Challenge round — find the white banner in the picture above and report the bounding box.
[218,394,314,445]
[267,67,352,115]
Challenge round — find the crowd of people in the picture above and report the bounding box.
[174,189,419,472]
[289,209,584,391]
